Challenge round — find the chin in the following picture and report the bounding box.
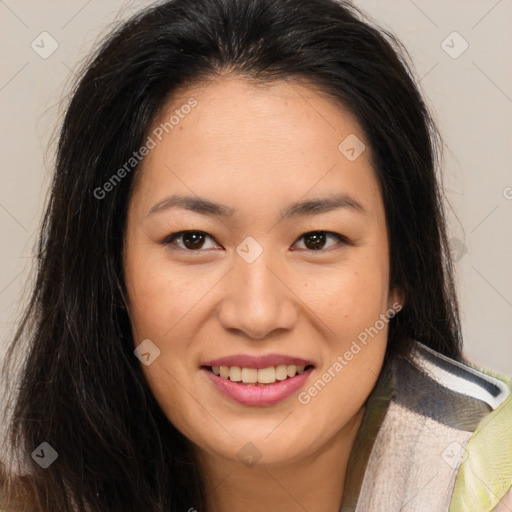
[202,427,319,468]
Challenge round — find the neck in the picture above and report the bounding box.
[196,406,365,512]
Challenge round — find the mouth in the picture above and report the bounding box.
[200,362,316,406]
[201,364,316,385]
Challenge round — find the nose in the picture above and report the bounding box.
[216,251,298,340]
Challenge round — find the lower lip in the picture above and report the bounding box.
[202,367,314,406]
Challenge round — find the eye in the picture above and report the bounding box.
[292,231,347,251]
[162,231,220,251]
[161,230,348,252]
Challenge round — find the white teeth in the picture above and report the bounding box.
[275,364,288,380]
[229,366,242,382]
[241,367,258,383]
[257,366,276,384]
[210,363,310,383]
[287,364,297,377]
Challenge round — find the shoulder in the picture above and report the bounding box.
[340,340,511,511]
[443,353,512,511]
[403,342,512,511]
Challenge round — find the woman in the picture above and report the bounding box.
[1,0,510,510]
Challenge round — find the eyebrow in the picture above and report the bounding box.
[146,193,367,220]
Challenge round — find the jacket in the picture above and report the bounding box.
[339,340,512,511]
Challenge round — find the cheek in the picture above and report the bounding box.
[125,244,199,340]
[125,258,198,428]
[298,265,390,422]
[314,256,390,337]
[307,249,390,388]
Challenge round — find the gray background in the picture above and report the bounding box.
[1,0,511,374]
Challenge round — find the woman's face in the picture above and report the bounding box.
[124,75,401,467]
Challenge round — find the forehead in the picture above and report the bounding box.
[131,75,382,219]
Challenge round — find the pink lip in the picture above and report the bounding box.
[202,366,315,406]
[202,353,314,369]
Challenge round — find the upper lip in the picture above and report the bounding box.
[202,353,315,370]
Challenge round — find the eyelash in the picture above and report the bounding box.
[160,230,349,253]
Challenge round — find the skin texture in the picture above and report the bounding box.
[124,74,402,512]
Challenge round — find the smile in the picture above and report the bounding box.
[201,364,315,406]
[208,364,313,384]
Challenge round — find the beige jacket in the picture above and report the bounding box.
[339,341,512,512]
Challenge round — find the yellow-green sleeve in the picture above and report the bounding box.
[449,366,512,511]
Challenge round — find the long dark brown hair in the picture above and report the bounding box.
[1,0,462,510]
